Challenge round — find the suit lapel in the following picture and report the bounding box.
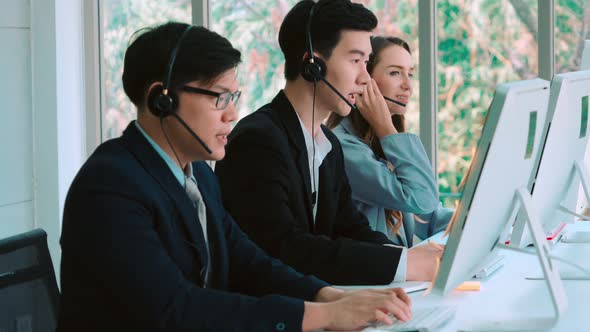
[120,122,209,270]
[314,126,335,233]
[271,92,315,228]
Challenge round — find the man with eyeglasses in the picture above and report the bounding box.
[57,22,411,332]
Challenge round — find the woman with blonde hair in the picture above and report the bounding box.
[327,36,452,248]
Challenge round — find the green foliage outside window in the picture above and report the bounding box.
[436,0,540,206]
[102,0,191,139]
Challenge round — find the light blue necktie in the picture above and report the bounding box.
[184,173,211,286]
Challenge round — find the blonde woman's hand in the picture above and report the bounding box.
[356,79,397,138]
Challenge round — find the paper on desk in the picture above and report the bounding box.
[334,281,430,294]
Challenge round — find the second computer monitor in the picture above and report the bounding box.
[432,78,550,295]
[511,70,590,247]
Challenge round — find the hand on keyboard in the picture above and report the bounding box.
[323,288,412,331]
[364,306,455,332]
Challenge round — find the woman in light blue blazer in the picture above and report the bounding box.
[327,36,453,247]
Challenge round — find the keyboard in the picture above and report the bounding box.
[363,306,455,332]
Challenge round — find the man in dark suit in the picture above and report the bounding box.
[57,22,412,332]
[216,0,442,286]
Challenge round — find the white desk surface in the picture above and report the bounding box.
[337,222,590,331]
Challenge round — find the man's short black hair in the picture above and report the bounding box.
[122,22,241,108]
[278,0,377,81]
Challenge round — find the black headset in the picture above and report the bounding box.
[300,2,357,111]
[301,3,406,109]
[149,25,193,118]
[148,24,212,154]
[301,2,327,210]
[301,3,327,83]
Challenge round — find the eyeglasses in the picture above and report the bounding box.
[180,85,241,110]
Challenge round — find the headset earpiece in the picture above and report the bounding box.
[148,85,178,118]
[148,24,192,118]
[301,55,327,82]
[301,2,327,83]
[299,2,355,111]
[145,24,212,154]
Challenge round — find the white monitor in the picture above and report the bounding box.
[582,40,590,70]
[431,78,568,329]
[432,78,550,296]
[511,71,590,247]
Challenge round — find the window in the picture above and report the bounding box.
[101,0,191,140]
[211,0,299,120]
[555,0,589,73]
[437,0,538,207]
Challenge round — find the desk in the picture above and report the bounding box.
[348,222,590,331]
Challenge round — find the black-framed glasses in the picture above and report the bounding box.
[181,85,241,110]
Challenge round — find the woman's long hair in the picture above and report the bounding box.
[326,36,411,236]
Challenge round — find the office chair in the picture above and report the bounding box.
[0,229,59,331]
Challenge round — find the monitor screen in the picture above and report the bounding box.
[511,70,590,247]
[582,40,590,70]
[432,78,550,295]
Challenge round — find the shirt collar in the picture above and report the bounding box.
[135,121,194,185]
[294,112,332,165]
[339,117,356,136]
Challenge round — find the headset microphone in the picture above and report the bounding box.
[170,113,212,154]
[302,3,359,113]
[317,76,358,110]
[150,25,213,155]
[316,75,408,110]
[383,96,407,107]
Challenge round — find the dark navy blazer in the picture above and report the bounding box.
[57,122,328,332]
[216,91,402,286]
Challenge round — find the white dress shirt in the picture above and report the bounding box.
[294,114,407,282]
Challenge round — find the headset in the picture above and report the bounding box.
[300,1,407,210]
[300,3,325,83]
[149,25,212,154]
[301,2,406,109]
[301,2,322,209]
[301,2,358,111]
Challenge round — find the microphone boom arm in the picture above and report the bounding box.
[170,112,213,154]
[383,95,407,107]
[318,77,407,109]
[318,77,358,110]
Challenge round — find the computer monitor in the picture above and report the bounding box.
[582,40,590,70]
[431,79,568,329]
[432,78,551,296]
[511,71,590,247]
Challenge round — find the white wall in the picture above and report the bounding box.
[0,0,87,284]
[0,1,35,238]
[31,0,86,282]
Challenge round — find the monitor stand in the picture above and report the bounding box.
[512,159,590,247]
[460,188,567,332]
[557,160,590,242]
